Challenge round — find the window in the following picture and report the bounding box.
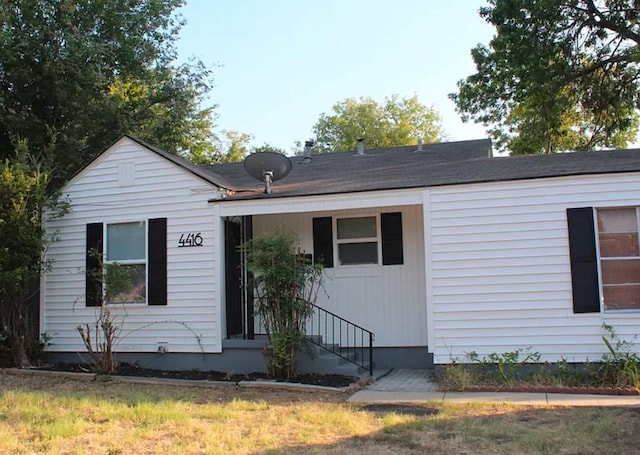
[105,221,146,303]
[86,218,166,307]
[336,216,379,265]
[597,208,640,310]
[313,213,404,268]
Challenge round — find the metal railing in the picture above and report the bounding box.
[306,302,374,376]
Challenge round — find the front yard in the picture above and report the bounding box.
[1,371,639,454]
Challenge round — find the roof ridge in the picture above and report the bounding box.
[317,138,492,156]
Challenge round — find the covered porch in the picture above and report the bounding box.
[212,189,433,372]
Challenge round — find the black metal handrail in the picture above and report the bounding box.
[306,302,374,376]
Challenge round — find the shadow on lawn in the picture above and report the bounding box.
[3,372,640,455]
[253,405,640,455]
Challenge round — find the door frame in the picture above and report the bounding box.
[224,216,254,339]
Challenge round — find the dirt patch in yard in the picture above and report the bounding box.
[360,404,440,417]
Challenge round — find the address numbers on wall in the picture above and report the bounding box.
[178,233,203,247]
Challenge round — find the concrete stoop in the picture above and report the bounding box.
[299,344,373,377]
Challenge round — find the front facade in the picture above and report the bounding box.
[41,135,640,372]
[43,137,223,360]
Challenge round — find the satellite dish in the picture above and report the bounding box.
[243,152,292,194]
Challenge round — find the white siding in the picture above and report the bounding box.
[253,205,426,347]
[43,138,221,353]
[428,172,640,364]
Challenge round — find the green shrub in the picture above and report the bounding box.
[439,329,640,391]
[439,363,479,391]
[243,228,323,379]
[600,323,640,389]
[467,347,541,386]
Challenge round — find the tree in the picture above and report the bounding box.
[207,132,287,166]
[0,0,217,186]
[312,95,444,153]
[211,130,253,164]
[0,0,219,366]
[0,141,66,366]
[451,0,640,155]
[252,143,286,155]
[105,63,218,167]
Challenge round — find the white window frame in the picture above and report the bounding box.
[595,207,640,313]
[334,215,382,267]
[104,220,148,305]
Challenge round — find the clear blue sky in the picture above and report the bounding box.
[173,1,495,152]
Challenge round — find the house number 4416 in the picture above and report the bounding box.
[178,233,203,247]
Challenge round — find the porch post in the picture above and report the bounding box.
[242,215,254,339]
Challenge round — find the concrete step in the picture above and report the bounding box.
[316,353,370,370]
[301,337,375,376]
[300,350,372,376]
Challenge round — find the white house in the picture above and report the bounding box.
[42,135,640,374]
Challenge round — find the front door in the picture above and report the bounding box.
[224,216,253,338]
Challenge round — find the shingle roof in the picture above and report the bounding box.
[199,138,640,201]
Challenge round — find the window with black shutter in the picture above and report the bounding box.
[86,218,167,306]
[312,212,404,267]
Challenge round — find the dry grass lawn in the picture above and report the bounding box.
[1,371,640,454]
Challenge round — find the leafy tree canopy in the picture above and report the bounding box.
[0,0,218,187]
[312,95,444,153]
[252,143,286,155]
[451,0,640,155]
[213,130,253,164]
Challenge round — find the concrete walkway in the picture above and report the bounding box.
[367,368,438,392]
[349,369,640,407]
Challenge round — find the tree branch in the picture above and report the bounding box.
[582,0,640,45]
[567,52,634,82]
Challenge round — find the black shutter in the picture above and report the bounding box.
[566,207,601,313]
[313,217,333,268]
[381,212,404,265]
[148,218,167,305]
[86,223,103,307]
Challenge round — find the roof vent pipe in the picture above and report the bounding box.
[304,140,314,158]
[417,137,423,152]
[357,138,365,155]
